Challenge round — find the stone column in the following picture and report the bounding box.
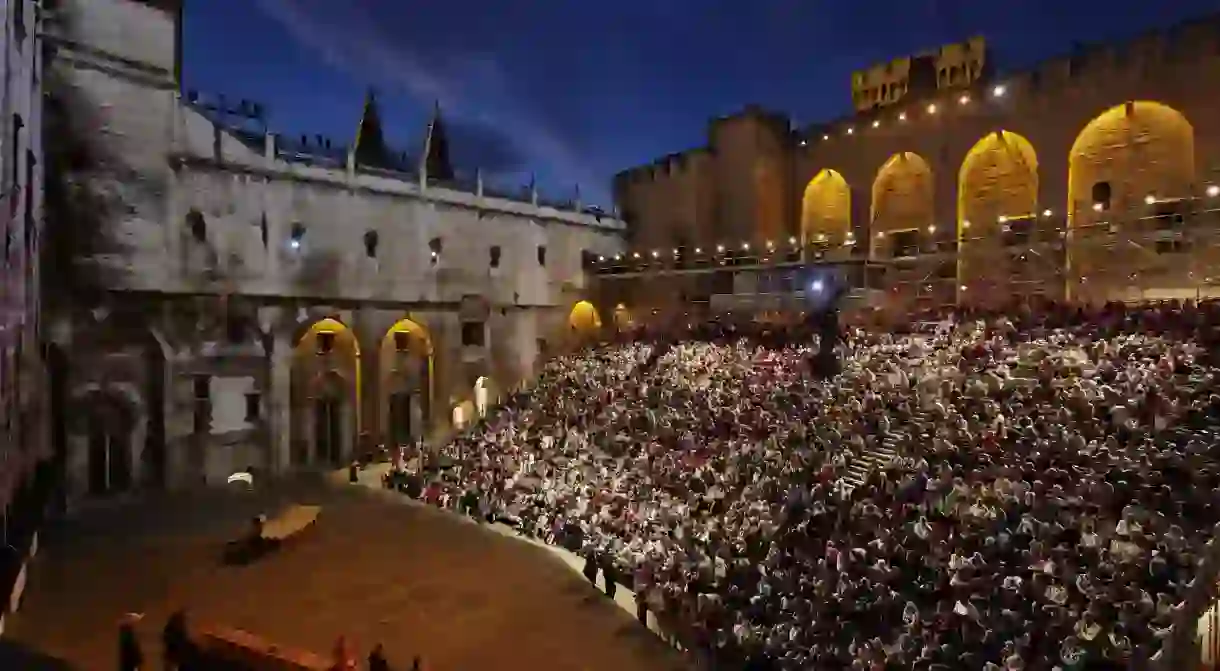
[353,307,380,454]
[263,308,293,475]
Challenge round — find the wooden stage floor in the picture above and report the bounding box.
[2,478,687,671]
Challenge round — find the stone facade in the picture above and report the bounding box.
[610,16,1220,318]
[46,0,624,501]
[0,0,47,510]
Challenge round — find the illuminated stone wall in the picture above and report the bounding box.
[613,18,1220,313]
[47,0,629,497]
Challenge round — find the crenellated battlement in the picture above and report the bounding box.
[614,10,1220,311]
[751,13,1220,149]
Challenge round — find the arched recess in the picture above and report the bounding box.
[290,318,361,467]
[55,314,170,496]
[958,130,1039,240]
[1068,101,1194,222]
[568,300,602,338]
[800,169,851,244]
[67,384,145,498]
[870,152,934,256]
[378,318,434,447]
[612,304,635,331]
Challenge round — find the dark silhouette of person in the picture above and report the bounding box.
[582,551,600,585]
[162,609,191,671]
[368,643,390,671]
[118,617,144,671]
[602,559,618,600]
[635,591,648,625]
[410,655,423,671]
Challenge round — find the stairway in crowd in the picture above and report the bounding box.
[842,445,899,487]
[640,340,673,374]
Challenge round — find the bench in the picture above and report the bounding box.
[223,505,321,565]
[261,505,321,542]
[195,625,331,671]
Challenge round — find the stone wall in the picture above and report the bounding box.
[613,16,1220,312]
[45,0,628,499]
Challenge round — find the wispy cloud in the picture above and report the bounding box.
[252,0,600,194]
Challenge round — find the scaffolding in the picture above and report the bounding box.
[592,196,1220,318]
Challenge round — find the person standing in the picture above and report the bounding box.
[161,609,191,671]
[367,643,390,671]
[118,613,144,671]
[582,550,600,585]
[602,558,618,600]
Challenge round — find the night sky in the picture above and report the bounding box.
[181,0,1217,207]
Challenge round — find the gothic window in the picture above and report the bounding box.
[363,230,379,258]
[10,114,22,196]
[289,222,306,246]
[1003,217,1034,247]
[429,237,442,265]
[23,149,34,253]
[245,392,261,421]
[316,331,335,355]
[224,313,244,344]
[890,230,919,258]
[13,0,25,42]
[1091,182,1112,210]
[489,245,501,268]
[536,245,547,267]
[193,375,210,434]
[186,209,207,242]
[258,214,268,249]
[461,322,485,347]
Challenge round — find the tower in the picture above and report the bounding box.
[352,88,390,169]
[420,102,454,182]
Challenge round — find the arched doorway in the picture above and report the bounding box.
[870,153,939,308]
[379,318,433,447]
[75,389,139,497]
[1067,101,1195,302]
[957,130,1040,304]
[291,318,361,467]
[46,343,68,498]
[871,152,934,250]
[800,169,851,246]
[612,304,634,332]
[312,371,347,467]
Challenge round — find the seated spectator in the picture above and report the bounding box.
[417,299,1220,669]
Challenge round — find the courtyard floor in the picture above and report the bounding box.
[1,476,688,671]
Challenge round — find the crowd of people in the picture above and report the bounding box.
[412,300,1220,670]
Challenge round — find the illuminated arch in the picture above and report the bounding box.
[291,317,362,467]
[1067,101,1194,224]
[567,300,602,335]
[379,317,433,356]
[958,130,1039,239]
[295,317,362,356]
[800,169,851,244]
[379,317,435,443]
[870,152,934,254]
